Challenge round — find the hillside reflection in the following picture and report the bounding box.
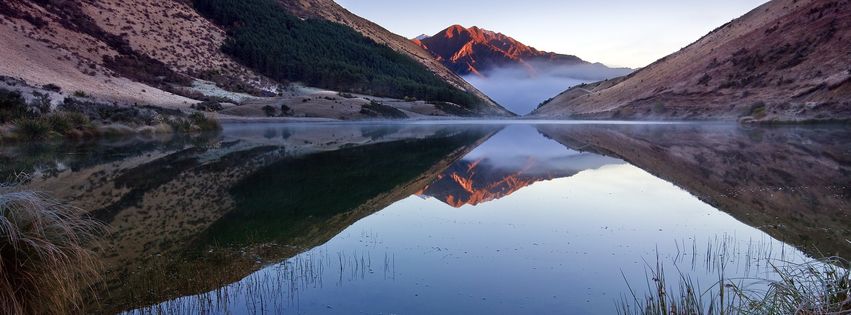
[1,122,848,314]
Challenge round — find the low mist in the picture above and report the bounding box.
[464,62,632,115]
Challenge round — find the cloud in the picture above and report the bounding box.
[464,63,632,115]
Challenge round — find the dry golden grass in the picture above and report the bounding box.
[0,181,104,314]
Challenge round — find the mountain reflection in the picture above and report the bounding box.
[1,122,848,314]
[537,123,851,258]
[1,124,497,314]
[418,125,623,207]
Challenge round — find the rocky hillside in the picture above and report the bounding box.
[414,25,628,78]
[533,0,851,123]
[0,0,511,120]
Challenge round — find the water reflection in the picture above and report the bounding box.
[537,123,851,258]
[418,125,623,207]
[1,122,848,314]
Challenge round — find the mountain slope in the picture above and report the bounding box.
[414,25,627,77]
[277,0,511,116]
[533,0,851,122]
[0,0,511,119]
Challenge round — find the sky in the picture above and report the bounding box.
[335,0,768,68]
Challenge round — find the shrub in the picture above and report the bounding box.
[14,118,51,139]
[45,113,73,134]
[73,91,88,98]
[166,117,192,133]
[42,84,62,93]
[360,101,408,119]
[0,89,29,123]
[748,102,767,118]
[28,92,51,115]
[280,104,292,116]
[43,112,92,136]
[429,100,476,117]
[191,100,224,112]
[62,111,92,128]
[189,112,221,131]
[262,105,276,117]
[0,185,103,314]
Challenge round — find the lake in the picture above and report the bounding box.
[4,121,849,314]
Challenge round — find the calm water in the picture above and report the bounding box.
[4,122,850,314]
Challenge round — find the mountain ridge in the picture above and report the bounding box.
[533,0,851,122]
[413,24,591,76]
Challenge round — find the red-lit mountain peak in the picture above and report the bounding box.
[414,25,585,76]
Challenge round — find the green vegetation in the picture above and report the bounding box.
[360,101,408,119]
[1,87,221,140]
[188,112,222,131]
[13,112,96,140]
[42,84,62,93]
[193,0,479,107]
[0,89,32,123]
[197,130,490,247]
[0,182,103,314]
[429,100,478,117]
[337,92,356,99]
[748,102,767,119]
[13,118,51,139]
[262,105,276,117]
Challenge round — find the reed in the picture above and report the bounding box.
[619,240,851,315]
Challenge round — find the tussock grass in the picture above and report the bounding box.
[189,112,221,132]
[0,180,104,314]
[12,112,96,140]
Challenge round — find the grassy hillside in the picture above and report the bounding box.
[194,0,479,107]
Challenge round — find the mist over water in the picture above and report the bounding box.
[464,63,632,115]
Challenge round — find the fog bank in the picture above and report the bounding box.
[465,63,632,115]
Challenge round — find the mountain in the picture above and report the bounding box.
[276,0,510,115]
[0,0,511,120]
[418,157,601,207]
[413,25,627,77]
[417,125,622,207]
[533,0,851,123]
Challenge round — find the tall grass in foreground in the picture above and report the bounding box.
[0,180,103,314]
[619,253,851,315]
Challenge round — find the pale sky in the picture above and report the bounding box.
[335,0,769,68]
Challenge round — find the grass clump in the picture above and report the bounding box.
[13,112,95,140]
[0,182,104,314]
[619,256,851,315]
[13,118,52,139]
[167,113,221,133]
[189,112,221,131]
